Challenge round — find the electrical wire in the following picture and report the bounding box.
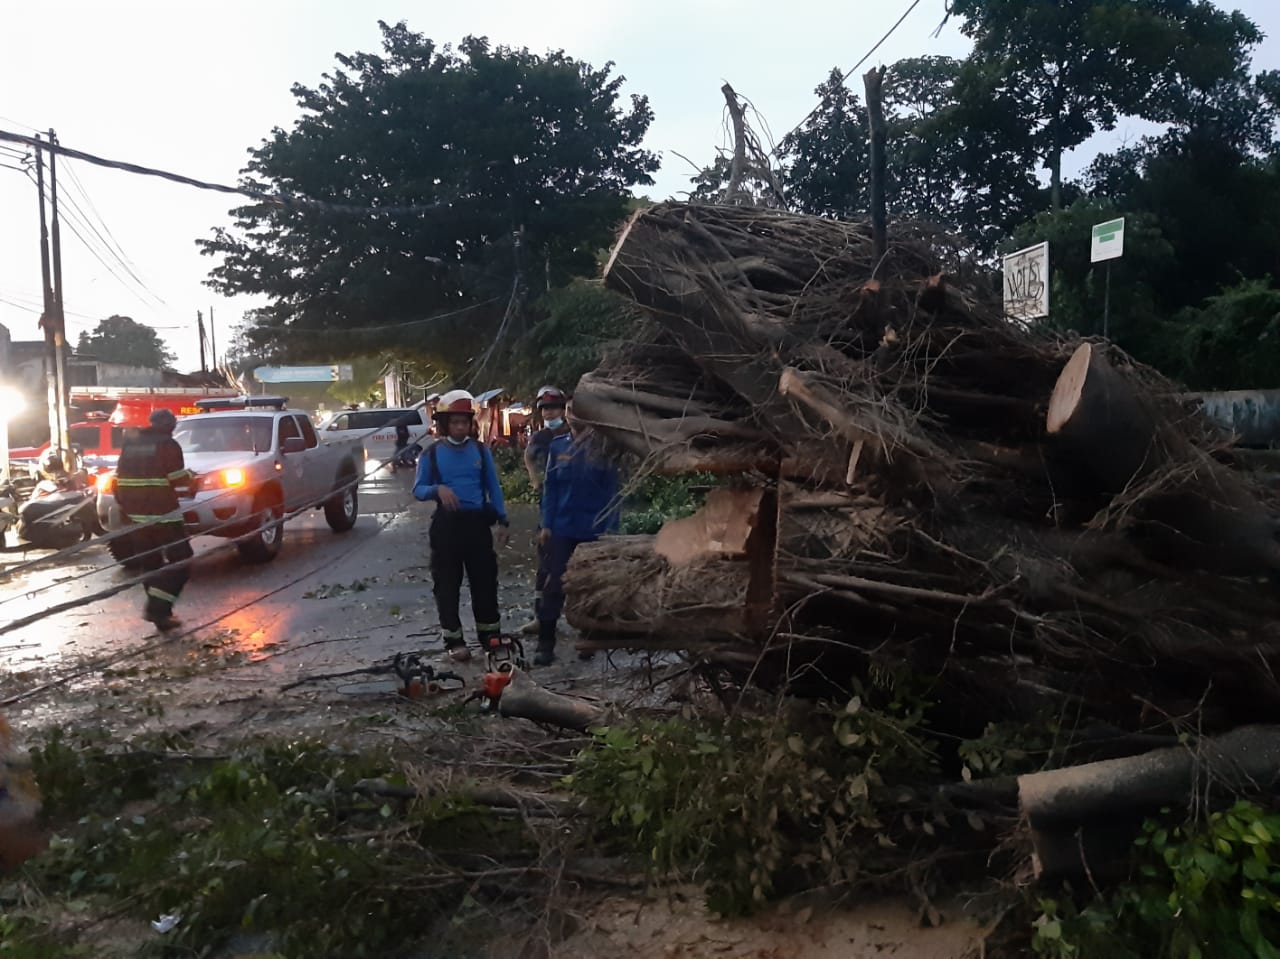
[771,0,925,156]
[25,167,167,311]
[60,159,168,305]
[0,127,447,217]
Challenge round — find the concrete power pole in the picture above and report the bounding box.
[197,310,207,372]
[47,130,72,469]
[33,138,63,457]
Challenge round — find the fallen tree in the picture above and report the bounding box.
[565,200,1280,768]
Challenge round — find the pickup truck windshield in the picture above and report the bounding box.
[174,417,275,453]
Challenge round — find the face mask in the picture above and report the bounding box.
[543,417,565,430]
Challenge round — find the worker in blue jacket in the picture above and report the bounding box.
[413,389,510,662]
[535,403,621,666]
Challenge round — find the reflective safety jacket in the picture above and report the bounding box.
[115,426,192,524]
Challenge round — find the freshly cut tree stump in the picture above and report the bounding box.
[1047,342,1280,575]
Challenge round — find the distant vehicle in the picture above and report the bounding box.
[96,397,365,565]
[316,405,430,468]
[9,416,129,474]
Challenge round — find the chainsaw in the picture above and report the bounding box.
[477,635,527,712]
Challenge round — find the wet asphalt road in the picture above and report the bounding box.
[0,468,542,686]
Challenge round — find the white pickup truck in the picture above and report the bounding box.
[317,405,430,467]
[97,400,365,566]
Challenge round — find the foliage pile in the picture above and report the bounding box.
[568,683,944,916]
[2,729,556,959]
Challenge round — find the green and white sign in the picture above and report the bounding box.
[1091,217,1125,263]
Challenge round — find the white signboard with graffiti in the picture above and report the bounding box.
[1002,241,1049,321]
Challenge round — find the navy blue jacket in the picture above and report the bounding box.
[539,433,620,540]
[413,439,507,524]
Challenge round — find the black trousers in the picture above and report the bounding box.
[539,535,590,627]
[533,536,550,615]
[134,522,193,617]
[429,510,501,642]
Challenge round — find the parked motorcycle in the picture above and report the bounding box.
[0,480,20,544]
[16,473,102,550]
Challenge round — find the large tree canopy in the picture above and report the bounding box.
[76,315,176,370]
[198,22,657,368]
[949,0,1265,208]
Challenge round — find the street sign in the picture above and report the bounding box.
[1002,241,1049,320]
[253,365,355,384]
[1091,217,1125,263]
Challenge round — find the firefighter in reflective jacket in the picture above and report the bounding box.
[115,408,194,630]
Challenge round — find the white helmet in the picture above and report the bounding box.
[434,389,476,418]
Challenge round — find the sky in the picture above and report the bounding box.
[1,0,1278,374]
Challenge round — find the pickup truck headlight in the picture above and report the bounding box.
[200,468,246,490]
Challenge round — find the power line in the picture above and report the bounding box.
[771,0,926,156]
[25,167,167,311]
[0,127,447,217]
[60,159,166,304]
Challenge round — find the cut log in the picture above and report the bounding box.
[497,670,606,732]
[564,536,755,640]
[1019,725,1280,879]
[1047,342,1280,575]
[1019,724,1280,827]
[1046,342,1166,494]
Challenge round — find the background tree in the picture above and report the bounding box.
[76,315,176,370]
[199,21,657,374]
[948,0,1265,209]
[509,280,642,395]
[781,59,1039,255]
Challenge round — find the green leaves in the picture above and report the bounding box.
[199,22,658,367]
[569,689,937,916]
[76,314,176,371]
[1032,800,1280,958]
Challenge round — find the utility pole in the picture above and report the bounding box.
[864,67,888,268]
[34,138,60,455]
[48,130,72,469]
[197,310,207,372]
[209,305,216,369]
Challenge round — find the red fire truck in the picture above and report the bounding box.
[11,387,239,471]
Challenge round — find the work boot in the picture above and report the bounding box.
[442,631,471,664]
[143,608,182,632]
[533,621,556,667]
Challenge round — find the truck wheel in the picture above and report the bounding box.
[238,491,284,563]
[324,477,358,533]
[107,530,147,571]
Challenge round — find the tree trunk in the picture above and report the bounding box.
[1047,342,1280,575]
[497,670,606,732]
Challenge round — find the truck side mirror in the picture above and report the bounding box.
[281,437,306,455]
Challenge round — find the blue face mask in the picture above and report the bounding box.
[543,417,565,430]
